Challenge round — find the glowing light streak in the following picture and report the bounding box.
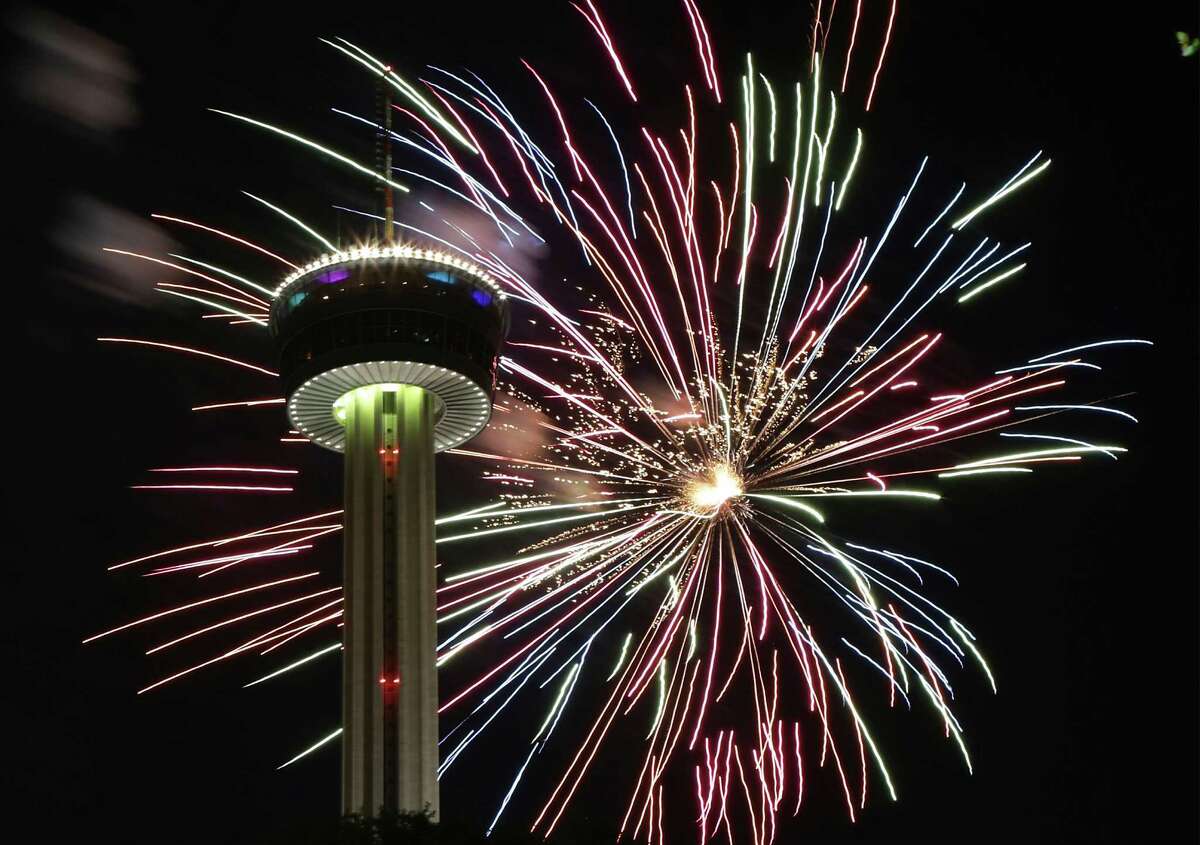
[937,467,1034,479]
[243,643,341,688]
[277,728,342,770]
[957,262,1026,303]
[864,0,896,111]
[647,659,668,737]
[488,745,539,837]
[681,0,721,101]
[438,497,646,526]
[955,243,1032,292]
[108,514,340,573]
[131,484,292,492]
[191,397,283,411]
[760,73,777,162]
[841,0,862,92]
[149,214,299,269]
[212,512,343,547]
[914,182,965,247]
[246,599,345,653]
[746,494,825,523]
[82,573,319,642]
[168,254,275,297]
[1016,404,1139,423]
[1000,432,1120,459]
[202,526,341,577]
[952,445,1127,470]
[995,360,1100,375]
[241,191,336,251]
[260,611,343,655]
[209,110,410,197]
[572,1,638,101]
[158,287,268,326]
[428,88,511,198]
[834,128,862,210]
[813,92,837,207]
[437,502,656,544]
[146,587,341,654]
[433,502,507,526]
[148,466,295,475]
[1027,339,1153,362]
[731,55,756,365]
[537,663,582,739]
[155,281,268,312]
[321,37,477,152]
[951,156,1052,229]
[144,546,305,576]
[437,625,495,667]
[585,99,637,236]
[950,619,997,693]
[98,338,278,376]
[102,248,271,306]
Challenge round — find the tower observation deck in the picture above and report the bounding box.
[270,244,510,818]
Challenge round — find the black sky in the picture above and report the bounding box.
[9,2,1198,843]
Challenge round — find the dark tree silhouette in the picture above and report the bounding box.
[260,809,613,845]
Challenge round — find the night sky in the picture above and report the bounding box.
[10,2,1198,843]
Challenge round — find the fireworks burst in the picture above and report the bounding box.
[87,3,1148,842]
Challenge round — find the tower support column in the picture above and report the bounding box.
[341,384,439,819]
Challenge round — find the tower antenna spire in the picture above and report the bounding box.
[376,66,395,243]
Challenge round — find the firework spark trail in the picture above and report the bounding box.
[572,0,638,102]
[156,282,269,316]
[168,254,276,297]
[242,191,338,252]
[144,546,309,576]
[83,573,321,643]
[98,338,278,376]
[88,4,1152,842]
[102,248,273,306]
[150,214,302,269]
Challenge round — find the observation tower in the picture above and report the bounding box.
[269,244,509,817]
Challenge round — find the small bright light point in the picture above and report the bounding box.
[687,465,743,512]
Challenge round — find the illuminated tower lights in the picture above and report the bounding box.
[270,246,510,818]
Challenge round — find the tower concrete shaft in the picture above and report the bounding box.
[341,384,439,818]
